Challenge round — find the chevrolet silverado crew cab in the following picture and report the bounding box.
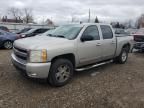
[11,23,134,87]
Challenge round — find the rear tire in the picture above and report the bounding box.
[3,41,13,49]
[114,47,129,64]
[48,58,74,87]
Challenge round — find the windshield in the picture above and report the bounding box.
[47,25,83,40]
[42,29,55,36]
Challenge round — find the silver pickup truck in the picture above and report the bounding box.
[11,23,134,86]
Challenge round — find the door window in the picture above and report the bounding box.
[82,25,100,41]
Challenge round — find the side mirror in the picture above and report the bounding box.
[81,35,94,42]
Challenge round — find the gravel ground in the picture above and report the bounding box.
[0,50,144,108]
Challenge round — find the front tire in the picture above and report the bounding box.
[3,41,13,49]
[114,47,129,64]
[48,58,74,87]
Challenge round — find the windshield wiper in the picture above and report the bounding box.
[56,35,65,38]
[48,34,66,38]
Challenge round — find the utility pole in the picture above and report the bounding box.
[88,8,91,23]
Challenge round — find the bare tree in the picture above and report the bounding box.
[7,7,22,20]
[23,8,34,23]
[127,20,133,28]
[6,7,35,23]
[136,14,144,28]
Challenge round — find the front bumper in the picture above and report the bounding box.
[11,53,51,79]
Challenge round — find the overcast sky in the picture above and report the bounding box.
[0,0,144,24]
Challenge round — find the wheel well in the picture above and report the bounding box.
[51,54,75,67]
[123,43,130,51]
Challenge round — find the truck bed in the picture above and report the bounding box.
[115,35,134,56]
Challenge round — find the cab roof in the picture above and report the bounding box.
[64,23,111,27]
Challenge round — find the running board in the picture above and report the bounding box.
[76,60,113,71]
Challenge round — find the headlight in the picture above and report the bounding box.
[21,34,26,38]
[29,49,47,63]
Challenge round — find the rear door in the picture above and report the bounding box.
[100,25,116,60]
[77,25,102,65]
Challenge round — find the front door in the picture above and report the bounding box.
[77,25,102,65]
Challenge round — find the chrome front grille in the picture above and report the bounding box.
[13,46,28,61]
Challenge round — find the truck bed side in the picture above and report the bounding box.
[115,36,134,57]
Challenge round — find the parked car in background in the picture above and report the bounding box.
[114,28,130,36]
[12,23,134,86]
[133,28,144,51]
[0,30,20,49]
[15,28,32,34]
[125,28,138,35]
[20,28,50,38]
[0,26,9,32]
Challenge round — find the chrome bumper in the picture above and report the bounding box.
[11,53,51,79]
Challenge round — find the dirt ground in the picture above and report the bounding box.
[0,50,144,108]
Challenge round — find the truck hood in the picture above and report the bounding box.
[14,36,73,49]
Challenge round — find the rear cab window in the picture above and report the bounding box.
[100,25,113,39]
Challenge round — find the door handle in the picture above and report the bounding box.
[96,43,101,46]
[111,41,116,44]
